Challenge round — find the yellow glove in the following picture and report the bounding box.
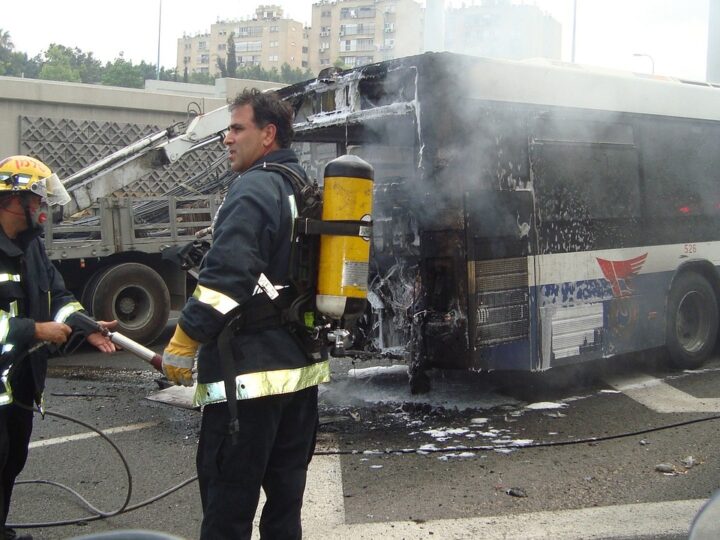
[162,325,199,387]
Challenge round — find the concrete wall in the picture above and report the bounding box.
[0,76,228,158]
[144,77,283,97]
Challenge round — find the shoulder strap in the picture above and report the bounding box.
[245,162,321,217]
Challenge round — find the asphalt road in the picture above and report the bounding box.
[6,331,720,539]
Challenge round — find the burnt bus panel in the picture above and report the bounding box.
[471,258,530,348]
[529,112,643,254]
[420,231,470,369]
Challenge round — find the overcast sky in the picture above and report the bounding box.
[1,0,711,80]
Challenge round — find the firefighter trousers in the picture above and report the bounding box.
[0,405,33,530]
[197,385,319,540]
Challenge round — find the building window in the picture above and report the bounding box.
[269,55,279,62]
[236,41,262,52]
[270,41,279,47]
[237,26,263,37]
[199,54,209,64]
[341,6,375,19]
[358,38,374,51]
[198,41,208,51]
[320,58,330,65]
[218,44,226,51]
[269,26,280,33]
[321,10,331,17]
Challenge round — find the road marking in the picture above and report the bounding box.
[253,454,705,539]
[605,373,720,413]
[29,421,159,449]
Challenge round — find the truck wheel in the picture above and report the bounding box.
[666,272,719,369]
[88,263,170,345]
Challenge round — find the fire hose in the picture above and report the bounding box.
[70,312,164,373]
[7,323,720,531]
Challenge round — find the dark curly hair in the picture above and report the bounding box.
[229,88,294,148]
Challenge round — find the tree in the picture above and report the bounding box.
[37,44,102,83]
[279,63,314,84]
[39,44,81,82]
[216,57,227,78]
[101,56,144,88]
[188,71,214,85]
[0,29,13,51]
[0,28,14,75]
[226,32,237,78]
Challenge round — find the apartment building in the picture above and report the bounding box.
[177,5,307,78]
[308,0,424,74]
[444,1,561,61]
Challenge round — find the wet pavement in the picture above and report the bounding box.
[6,329,720,539]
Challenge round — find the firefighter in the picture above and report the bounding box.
[0,156,116,540]
[162,89,329,540]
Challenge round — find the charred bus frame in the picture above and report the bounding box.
[278,52,720,392]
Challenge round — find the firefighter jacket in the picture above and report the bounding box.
[178,149,330,407]
[0,228,83,408]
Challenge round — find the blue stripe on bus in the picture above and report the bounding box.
[472,270,675,371]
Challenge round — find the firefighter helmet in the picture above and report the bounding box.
[0,155,70,206]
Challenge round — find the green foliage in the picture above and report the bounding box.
[188,71,214,85]
[226,32,237,78]
[217,57,227,78]
[38,44,103,83]
[231,62,314,85]
[101,56,144,88]
[0,28,315,89]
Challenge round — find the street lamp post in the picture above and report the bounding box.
[156,0,162,80]
[633,53,655,74]
[571,0,577,63]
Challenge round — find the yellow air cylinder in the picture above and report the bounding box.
[316,155,374,321]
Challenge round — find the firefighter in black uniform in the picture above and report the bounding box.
[0,156,116,540]
[162,89,329,539]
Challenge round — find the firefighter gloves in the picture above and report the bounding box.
[162,324,199,387]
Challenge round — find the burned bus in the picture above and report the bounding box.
[277,52,720,392]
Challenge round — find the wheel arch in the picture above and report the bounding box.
[667,260,720,309]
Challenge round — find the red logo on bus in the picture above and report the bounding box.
[596,253,647,298]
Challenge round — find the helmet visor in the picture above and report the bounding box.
[30,174,71,207]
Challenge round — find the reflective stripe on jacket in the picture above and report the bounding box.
[194,360,330,407]
[178,149,326,403]
[0,228,84,407]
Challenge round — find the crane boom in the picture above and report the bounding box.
[60,105,230,219]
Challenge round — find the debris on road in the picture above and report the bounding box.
[655,463,677,475]
[506,487,528,498]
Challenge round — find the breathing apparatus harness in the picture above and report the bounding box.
[217,160,372,443]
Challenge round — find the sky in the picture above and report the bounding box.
[1,0,711,81]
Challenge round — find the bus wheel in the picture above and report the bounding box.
[87,263,170,345]
[666,272,719,369]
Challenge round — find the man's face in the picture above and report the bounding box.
[2,194,44,233]
[224,104,275,173]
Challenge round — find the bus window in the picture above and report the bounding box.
[642,121,720,219]
[530,116,641,253]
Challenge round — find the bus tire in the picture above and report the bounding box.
[665,272,719,370]
[88,263,170,345]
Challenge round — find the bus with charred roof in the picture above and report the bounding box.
[277,52,720,392]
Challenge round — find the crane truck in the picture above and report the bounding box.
[45,105,232,345]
